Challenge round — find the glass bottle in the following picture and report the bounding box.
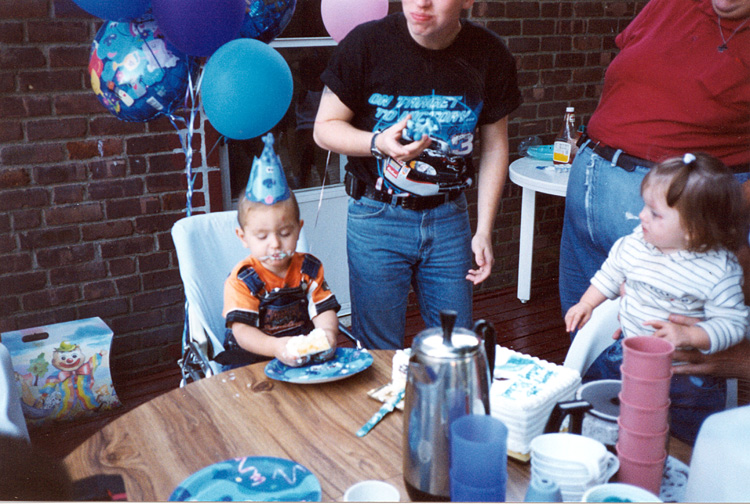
[552,107,578,165]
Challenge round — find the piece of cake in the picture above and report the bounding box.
[285,328,331,358]
[490,345,581,461]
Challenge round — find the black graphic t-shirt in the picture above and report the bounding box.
[321,13,522,195]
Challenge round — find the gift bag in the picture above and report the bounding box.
[0,317,122,427]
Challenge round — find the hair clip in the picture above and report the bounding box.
[683,153,697,165]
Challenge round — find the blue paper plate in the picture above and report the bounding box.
[265,347,373,384]
[169,456,322,502]
[526,144,554,160]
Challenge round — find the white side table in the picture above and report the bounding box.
[508,157,569,302]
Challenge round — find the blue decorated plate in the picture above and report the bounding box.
[265,348,373,384]
[526,144,554,160]
[168,456,322,502]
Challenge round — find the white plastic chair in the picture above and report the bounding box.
[0,342,29,442]
[171,210,311,384]
[563,298,738,408]
[563,299,620,376]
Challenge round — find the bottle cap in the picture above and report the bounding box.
[566,106,575,112]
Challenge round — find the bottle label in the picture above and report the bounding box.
[553,141,572,163]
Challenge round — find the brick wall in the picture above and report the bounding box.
[0,0,647,382]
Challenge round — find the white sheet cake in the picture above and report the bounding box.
[490,345,581,460]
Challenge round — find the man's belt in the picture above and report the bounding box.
[578,134,655,172]
[345,172,461,211]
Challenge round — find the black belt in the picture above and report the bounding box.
[578,134,655,172]
[345,172,461,211]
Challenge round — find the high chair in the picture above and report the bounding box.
[172,210,354,386]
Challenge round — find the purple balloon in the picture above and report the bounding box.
[152,0,246,57]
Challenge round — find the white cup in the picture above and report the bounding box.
[343,480,400,502]
[530,433,618,483]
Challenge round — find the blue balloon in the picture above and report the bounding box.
[72,0,151,21]
[152,0,246,57]
[88,17,196,122]
[201,38,293,140]
[240,0,297,43]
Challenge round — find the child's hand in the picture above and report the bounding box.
[643,319,709,350]
[275,337,305,367]
[564,303,594,333]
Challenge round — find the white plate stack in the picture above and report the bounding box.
[490,346,581,459]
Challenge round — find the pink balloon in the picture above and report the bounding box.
[321,0,389,42]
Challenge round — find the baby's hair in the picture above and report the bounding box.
[641,153,748,252]
[237,191,301,228]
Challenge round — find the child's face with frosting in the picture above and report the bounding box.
[639,181,689,254]
[236,201,303,277]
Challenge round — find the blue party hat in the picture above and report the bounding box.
[245,133,292,205]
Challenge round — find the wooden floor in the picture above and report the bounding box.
[29,278,569,459]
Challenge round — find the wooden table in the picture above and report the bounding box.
[63,350,692,501]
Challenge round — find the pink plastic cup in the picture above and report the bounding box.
[621,336,674,379]
[620,369,671,408]
[616,444,666,495]
[618,393,670,433]
[617,419,669,461]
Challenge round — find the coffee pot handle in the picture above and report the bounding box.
[543,399,592,435]
[473,319,496,381]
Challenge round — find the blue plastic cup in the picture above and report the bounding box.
[450,469,506,502]
[450,415,508,497]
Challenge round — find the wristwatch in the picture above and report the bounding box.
[370,131,385,160]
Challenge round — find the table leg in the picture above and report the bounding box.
[517,187,536,303]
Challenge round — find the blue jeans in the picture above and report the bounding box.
[583,336,727,446]
[559,142,750,314]
[347,194,474,349]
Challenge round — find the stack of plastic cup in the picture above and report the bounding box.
[616,336,674,495]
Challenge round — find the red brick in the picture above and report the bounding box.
[27,20,90,43]
[10,209,42,231]
[138,252,171,273]
[81,220,134,241]
[87,159,128,179]
[50,261,106,285]
[0,47,46,69]
[0,188,49,211]
[82,280,117,300]
[505,1,540,18]
[19,226,79,249]
[0,95,53,118]
[0,168,31,189]
[108,257,136,276]
[67,138,124,160]
[19,69,84,93]
[0,121,23,143]
[90,116,147,136]
[473,2,505,18]
[0,22,24,43]
[89,178,143,200]
[142,269,182,290]
[1,143,66,165]
[54,92,103,115]
[0,0,48,18]
[148,153,186,174]
[77,297,129,319]
[126,133,183,156]
[134,214,176,234]
[522,19,555,36]
[28,117,88,141]
[0,271,47,296]
[49,46,90,68]
[36,243,95,268]
[100,236,155,258]
[34,164,86,185]
[21,285,81,311]
[0,74,14,93]
[146,173,185,194]
[53,184,84,204]
[132,286,183,311]
[114,274,140,294]
[45,202,103,225]
[208,169,224,211]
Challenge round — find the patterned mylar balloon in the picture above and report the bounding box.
[240,0,297,43]
[88,17,195,122]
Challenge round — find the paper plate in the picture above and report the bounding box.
[265,347,373,384]
[169,456,322,502]
[526,144,554,161]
